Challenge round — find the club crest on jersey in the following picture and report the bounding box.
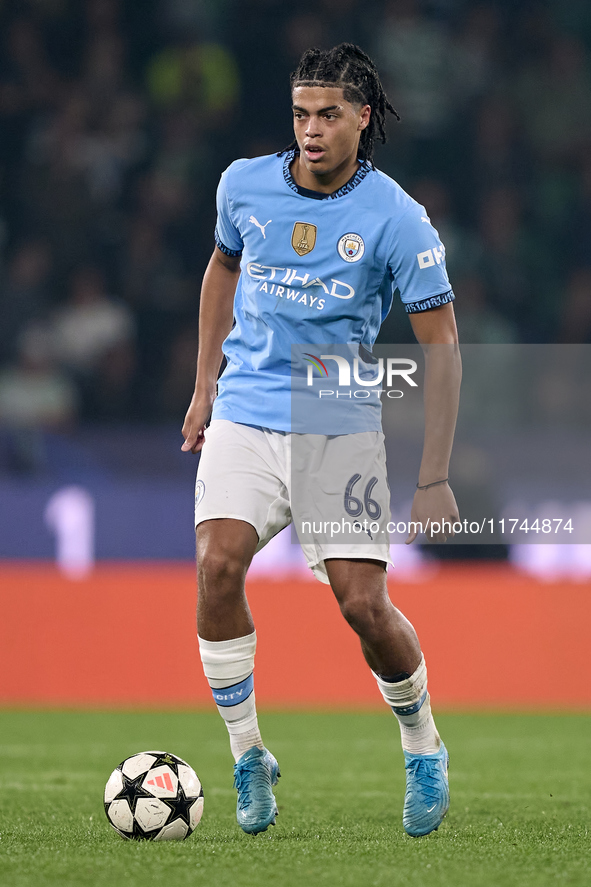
[338,233,365,263]
[291,222,317,256]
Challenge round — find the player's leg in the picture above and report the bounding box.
[197,518,281,835]
[197,517,266,764]
[324,558,436,742]
[325,557,449,837]
[194,421,289,834]
[196,517,257,642]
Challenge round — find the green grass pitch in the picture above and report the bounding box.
[0,711,589,887]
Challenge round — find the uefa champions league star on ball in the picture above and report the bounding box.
[182,44,461,837]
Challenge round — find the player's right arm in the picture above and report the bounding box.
[181,247,241,453]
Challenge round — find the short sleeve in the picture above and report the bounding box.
[214,168,244,257]
[387,204,454,314]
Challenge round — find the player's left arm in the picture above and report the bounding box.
[405,302,462,543]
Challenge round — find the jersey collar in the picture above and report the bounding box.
[282,149,372,200]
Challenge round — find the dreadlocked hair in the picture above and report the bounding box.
[280,43,400,167]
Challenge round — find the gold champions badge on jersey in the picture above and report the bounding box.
[291,222,317,256]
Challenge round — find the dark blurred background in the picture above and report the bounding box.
[0,0,590,494]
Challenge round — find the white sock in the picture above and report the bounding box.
[373,655,441,755]
[198,631,264,762]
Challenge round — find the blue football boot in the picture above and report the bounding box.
[233,746,280,835]
[403,742,449,836]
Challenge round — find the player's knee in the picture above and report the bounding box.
[338,591,385,636]
[198,548,248,593]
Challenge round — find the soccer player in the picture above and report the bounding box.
[182,44,461,837]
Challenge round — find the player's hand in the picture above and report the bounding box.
[181,393,214,454]
[405,482,459,544]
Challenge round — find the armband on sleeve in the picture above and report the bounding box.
[404,289,455,314]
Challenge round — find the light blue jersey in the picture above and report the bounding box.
[211,150,453,431]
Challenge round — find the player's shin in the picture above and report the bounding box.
[198,631,264,762]
[373,655,441,755]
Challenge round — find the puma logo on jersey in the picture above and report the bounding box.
[249,216,272,238]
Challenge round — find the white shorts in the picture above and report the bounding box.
[194,420,392,584]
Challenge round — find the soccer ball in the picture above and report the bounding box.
[104,750,204,841]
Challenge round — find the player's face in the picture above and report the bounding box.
[291,86,370,187]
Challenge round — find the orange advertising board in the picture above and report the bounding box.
[0,563,589,708]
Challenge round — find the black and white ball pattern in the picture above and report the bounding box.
[104,750,204,841]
